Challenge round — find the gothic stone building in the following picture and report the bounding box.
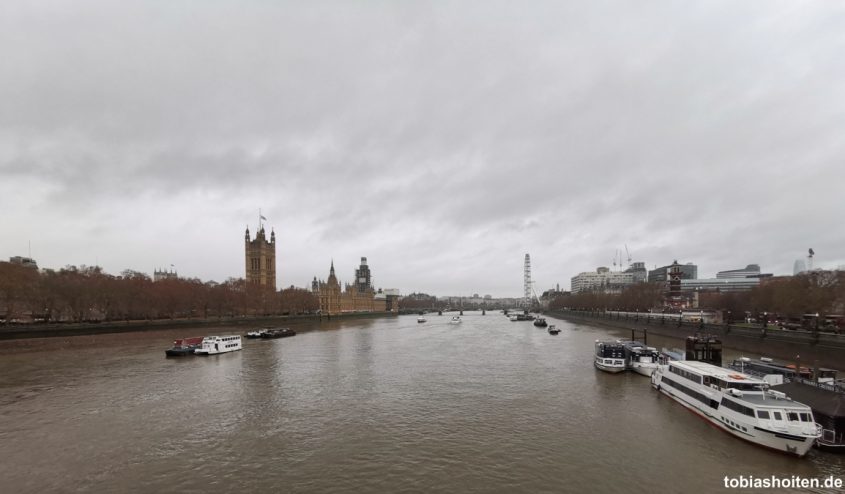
[312,257,388,315]
[245,225,276,291]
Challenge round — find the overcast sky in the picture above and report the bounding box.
[1,1,843,297]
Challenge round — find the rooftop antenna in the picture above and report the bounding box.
[612,249,618,271]
[808,248,814,272]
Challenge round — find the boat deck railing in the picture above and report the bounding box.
[792,377,845,393]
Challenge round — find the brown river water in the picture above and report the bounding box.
[1,314,842,493]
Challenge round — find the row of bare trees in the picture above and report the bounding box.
[0,262,319,324]
[549,272,845,319]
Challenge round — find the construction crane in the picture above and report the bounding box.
[625,244,632,267]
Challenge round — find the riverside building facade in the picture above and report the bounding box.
[311,257,390,315]
[648,261,698,283]
[571,267,634,294]
[245,224,276,290]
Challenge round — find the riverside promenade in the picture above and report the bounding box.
[548,309,845,370]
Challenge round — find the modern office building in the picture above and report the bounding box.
[716,264,762,279]
[624,261,648,283]
[571,267,635,294]
[680,278,761,292]
[648,261,697,283]
[9,256,38,269]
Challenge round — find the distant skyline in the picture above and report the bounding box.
[2,1,844,297]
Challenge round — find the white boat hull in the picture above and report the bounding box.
[652,367,818,457]
[195,348,242,355]
[595,357,626,373]
[631,362,658,377]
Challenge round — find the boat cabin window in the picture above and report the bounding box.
[725,382,766,391]
[772,411,783,420]
[756,410,770,419]
[799,413,811,422]
[720,398,755,417]
[787,412,799,422]
[669,366,702,385]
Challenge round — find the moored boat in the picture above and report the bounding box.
[164,337,204,357]
[771,379,845,453]
[727,356,845,453]
[260,328,296,339]
[595,341,626,373]
[194,335,243,355]
[246,328,270,338]
[728,357,837,386]
[651,360,821,456]
[622,341,659,377]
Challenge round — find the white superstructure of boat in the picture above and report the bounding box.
[450,316,462,324]
[651,360,821,456]
[622,341,659,377]
[194,335,243,355]
[594,341,626,373]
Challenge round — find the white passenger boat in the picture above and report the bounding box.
[622,341,659,377]
[651,360,821,456]
[194,335,243,355]
[594,341,626,373]
[449,316,462,324]
[417,317,426,323]
[246,328,266,338]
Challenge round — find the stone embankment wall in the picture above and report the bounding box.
[549,310,845,370]
[0,312,396,341]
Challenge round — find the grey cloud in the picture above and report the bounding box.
[2,1,844,295]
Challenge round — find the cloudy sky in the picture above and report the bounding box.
[1,1,843,297]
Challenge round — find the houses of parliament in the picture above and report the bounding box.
[244,222,395,315]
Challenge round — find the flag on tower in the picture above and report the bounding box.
[260,214,267,221]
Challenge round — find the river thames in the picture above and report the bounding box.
[1,314,842,493]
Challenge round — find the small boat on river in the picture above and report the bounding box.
[595,340,626,373]
[194,335,243,355]
[260,328,296,339]
[450,316,462,324]
[548,325,560,335]
[417,317,426,323]
[246,328,270,338]
[533,318,548,327]
[164,337,203,357]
